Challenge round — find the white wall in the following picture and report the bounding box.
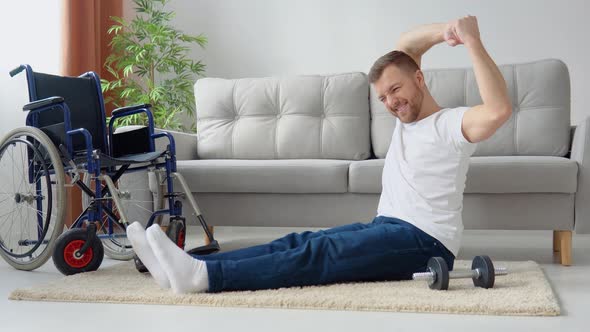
[0,0,63,138]
[153,0,590,125]
[1,1,586,133]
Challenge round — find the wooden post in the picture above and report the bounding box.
[553,230,560,252]
[559,230,572,266]
[553,230,572,266]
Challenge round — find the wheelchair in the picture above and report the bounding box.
[0,65,219,275]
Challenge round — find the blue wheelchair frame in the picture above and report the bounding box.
[11,64,184,243]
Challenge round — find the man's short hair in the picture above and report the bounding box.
[368,50,420,84]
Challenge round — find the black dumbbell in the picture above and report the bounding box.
[412,255,508,290]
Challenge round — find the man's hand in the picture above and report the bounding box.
[395,16,482,67]
[455,16,481,46]
[444,22,462,47]
[444,16,481,47]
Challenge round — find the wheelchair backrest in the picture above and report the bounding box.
[32,72,107,155]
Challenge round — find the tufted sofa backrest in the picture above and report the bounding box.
[194,73,371,160]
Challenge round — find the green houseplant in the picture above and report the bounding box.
[101,0,206,132]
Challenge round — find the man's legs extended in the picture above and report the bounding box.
[204,217,454,292]
[127,219,376,292]
[133,216,454,294]
[191,217,381,261]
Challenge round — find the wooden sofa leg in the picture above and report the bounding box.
[555,230,572,266]
[205,225,214,245]
[553,230,561,252]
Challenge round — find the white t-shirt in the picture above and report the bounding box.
[377,107,477,256]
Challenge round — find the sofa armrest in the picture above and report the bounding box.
[154,128,198,160]
[570,117,590,233]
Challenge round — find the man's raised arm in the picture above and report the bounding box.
[396,21,469,68]
[452,16,512,143]
[395,23,447,68]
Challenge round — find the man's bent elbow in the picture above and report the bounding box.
[488,104,512,125]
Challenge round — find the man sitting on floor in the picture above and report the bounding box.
[127,15,512,294]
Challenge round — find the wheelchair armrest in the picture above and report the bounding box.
[112,104,152,117]
[109,104,154,133]
[21,99,79,162]
[23,97,65,111]
[66,128,95,171]
[108,105,155,157]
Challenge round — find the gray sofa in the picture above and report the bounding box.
[162,59,589,266]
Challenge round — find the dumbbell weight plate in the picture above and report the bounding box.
[427,257,449,290]
[472,255,495,289]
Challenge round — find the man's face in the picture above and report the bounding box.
[374,65,424,123]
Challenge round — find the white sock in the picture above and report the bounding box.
[146,224,209,294]
[126,221,171,289]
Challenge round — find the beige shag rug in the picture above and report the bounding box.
[9,260,559,316]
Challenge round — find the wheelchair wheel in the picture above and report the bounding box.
[81,169,164,260]
[52,228,104,275]
[0,127,66,271]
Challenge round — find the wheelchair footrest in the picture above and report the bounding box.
[186,240,220,256]
[134,240,220,274]
[133,254,149,273]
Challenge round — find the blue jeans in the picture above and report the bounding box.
[191,216,455,293]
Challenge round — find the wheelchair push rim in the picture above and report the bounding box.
[0,127,66,270]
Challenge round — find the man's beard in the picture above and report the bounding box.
[396,90,423,123]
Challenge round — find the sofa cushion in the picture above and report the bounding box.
[177,159,351,193]
[348,156,578,194]
[465,156,578,193]
[370,59,571,158]
[348,159,384,194]
[194,72,370,160]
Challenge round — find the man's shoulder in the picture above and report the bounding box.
[432,106,477,152]
[430,107,467,127]
[434,106,472,129]
[438,106,469,117]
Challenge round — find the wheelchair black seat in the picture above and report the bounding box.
[73,150,167,168]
